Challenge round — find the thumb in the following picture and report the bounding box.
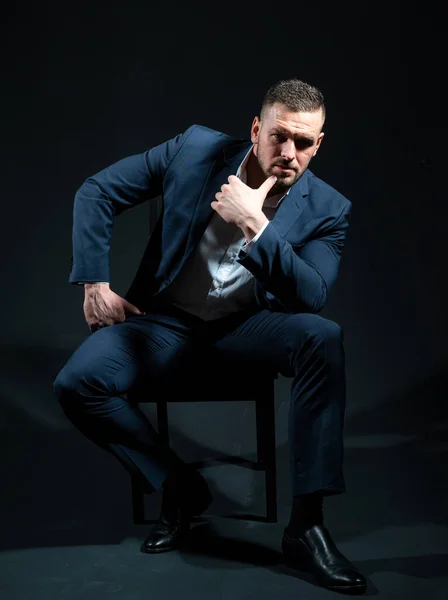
[258,175,277,197]
[123,299,145,315]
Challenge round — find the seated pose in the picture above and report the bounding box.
[54,77,366,595]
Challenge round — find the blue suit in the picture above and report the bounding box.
[70,124,351,314]
[56,125,350,497]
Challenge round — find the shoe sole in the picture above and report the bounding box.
[140,543,181,554]
[282,559,366,595]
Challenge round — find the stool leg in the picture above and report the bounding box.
[256,381,278,523]
[126,396,170,525]
[126,389,147,524]
[157,401,170,447]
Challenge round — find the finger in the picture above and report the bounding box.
[123,300,144,315]
[229,174,248,188]
[258,175,277,196]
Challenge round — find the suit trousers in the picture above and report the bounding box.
[53,303,346,497]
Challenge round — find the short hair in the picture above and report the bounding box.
[260,78,326,124]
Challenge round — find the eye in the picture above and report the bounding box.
[295,138,314,150]
[273,133,286,142]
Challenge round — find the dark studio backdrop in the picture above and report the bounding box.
[1,0,446,556]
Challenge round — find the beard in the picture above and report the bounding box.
[257,147,302,194]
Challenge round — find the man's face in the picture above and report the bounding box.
[251,102,325,193]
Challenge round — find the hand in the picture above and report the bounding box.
[211,175,277,227]
[83,283,145,333]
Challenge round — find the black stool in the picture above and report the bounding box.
[128,360,278,524]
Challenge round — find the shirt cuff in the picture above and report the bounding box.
[240,220,270,254]
[74,282,109,286]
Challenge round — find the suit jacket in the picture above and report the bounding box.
[70,124,351,314]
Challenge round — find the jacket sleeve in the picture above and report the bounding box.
[69,126,195,284]
[238,202,351,314]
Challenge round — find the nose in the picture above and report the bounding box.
[280,139,295,162]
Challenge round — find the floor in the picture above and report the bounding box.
[0,345,447,600]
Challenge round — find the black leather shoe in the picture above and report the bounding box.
[282,525,367,594]
[140,511,189,554]
[141,469,212,554]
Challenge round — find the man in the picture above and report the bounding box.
[53,78,367,594]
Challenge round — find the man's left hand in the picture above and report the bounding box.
[211,175,277,228]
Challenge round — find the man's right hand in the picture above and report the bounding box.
[83,283,145,333]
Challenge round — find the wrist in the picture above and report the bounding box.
[84,282,110,292]
[239,213,269,243]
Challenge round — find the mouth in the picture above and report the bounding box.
[274,165,294,175]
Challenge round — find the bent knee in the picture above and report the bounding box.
[289,314,343,347]
[53,366,80,401]
[311,316,343,343]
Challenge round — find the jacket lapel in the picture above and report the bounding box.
[270,170,309,237]
[183,140,252,258]
[184,141,310,259]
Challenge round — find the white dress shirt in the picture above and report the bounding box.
[164,146,288,320]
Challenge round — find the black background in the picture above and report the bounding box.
[1,0,447,594]
[2,1,446,410]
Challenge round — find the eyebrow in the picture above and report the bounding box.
[271,127,315,145]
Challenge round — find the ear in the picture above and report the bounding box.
[312,132,325,157]
[251,116,261,144]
